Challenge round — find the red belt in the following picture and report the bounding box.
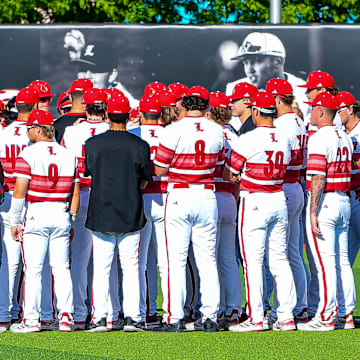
[173,183,214,190]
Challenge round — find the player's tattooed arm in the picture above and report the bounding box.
[310,174,325,237]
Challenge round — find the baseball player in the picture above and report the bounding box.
[225,91,296,332]
[229,82,258,135]
[28,80,55,113]
[54,78,94,143]
[298,92,355,331]
[61,88,109,330]
[337,91,360,267]
[153,85,224,333]
[207,91,242,327]
[9,109,79,333]
[265,79,308,323]
[226,32,308,114]
[130,94,166,328]
[84,94,152,332]
[168,82,189,121]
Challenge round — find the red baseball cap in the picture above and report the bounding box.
[265,78,293,96]
[299,71,334,89]
[106,88,125,101]
[56,92,72,113]
[337,91,356,109]
[69,78,94,93]
[16,87,40,105]
[26,109,54,126]
[83,88,107,105]
[144,82,168,97]
[245,91,276,113]
[210,91,230,109]
[107,94,130,114]
[186,85,210,100]
[159,92,176,107]
[130,107,140,120]
[28,80,55,98]
[168,82,189,100]
[140,95,161,113]
[230,82,258,101]
[305,92,339,110]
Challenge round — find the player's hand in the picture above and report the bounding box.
[11,226,23,242]
[310,213,322,238]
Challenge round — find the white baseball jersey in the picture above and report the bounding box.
[304,112,343,139]
[274,112,306,183]
[226,126,291,193]
[154,116,225,185]
[306,125,353,192]
[214,126,238,193]
[0,121,29,191]
[61,120,108,187]
[130,124,168,193]
[14,141,79,202]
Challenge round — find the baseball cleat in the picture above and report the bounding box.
[272,319,296,331]
[229,318,263,333]
[152,320,185,333]
[107,317,125,331]
[73,321,86,331]
[217,313,228,331]
[59,313,73,332]
[87,317,108,333]
[225,309,240,326]
[335,314,355,330]
[0,322,9,334]
[295,309,309,324]
[10,320,40,334]
[297,317,334,331]
[40,319,59,331]
[123,317,145,332]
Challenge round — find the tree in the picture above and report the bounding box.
[0,0,358,24]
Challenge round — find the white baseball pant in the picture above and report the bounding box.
[21,201,73,325]
[239,191,296,323]
[305,191,355,319]
[91,230,141,323]
[163,185,219,324]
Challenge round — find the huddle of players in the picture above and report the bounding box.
[0,69,359,333]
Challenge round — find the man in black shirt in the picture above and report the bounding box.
[54,78,93,143]
[84,93,152,332]
[229,82,258,135]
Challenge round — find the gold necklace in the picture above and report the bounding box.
[110,128,127,131]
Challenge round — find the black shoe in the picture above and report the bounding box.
[85,313,92,330]
[152,320,185,333]
[203,318,218,333]
[123,317,144,332]
[87,317,108,333]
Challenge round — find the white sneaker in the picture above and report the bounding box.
[40,319,59,331]
[272,319,296,331]
[10,321,40,333]
[297,317,334,331]
[229,318,263,333]
[107,317,124,331]
[59,313,73,332]
[0,322,9,334]
[335,314,355,330]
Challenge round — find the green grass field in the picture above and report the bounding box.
[2,256,360,360]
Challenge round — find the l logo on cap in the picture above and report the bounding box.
[84,45,95,57]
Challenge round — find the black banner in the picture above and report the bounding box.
[0,24,359,114]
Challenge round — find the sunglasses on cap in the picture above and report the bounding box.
[338,106,349,113]
[26,125,39,131]
[39,97,52,103]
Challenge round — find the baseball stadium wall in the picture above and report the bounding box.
[0,24,358,115]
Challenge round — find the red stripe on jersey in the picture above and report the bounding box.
[170,153,219,171]
[284,169,301,183]
[289,149,304,168]
[240,179,283,193]
[28,174,74,194]
[167,172,215,184]
[308,130,317,138]
[14,157,31,177]
[307,154,327,175]
[155,144,175,167]
[27,195,71,202]
[226,151,246,174]
[80,178,92,187]
[77,156,86,176]
[215,182,234,193]
[244,162,287,181]
[3,177,15,191]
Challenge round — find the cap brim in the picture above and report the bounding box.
[298,84,310,88]
[244,101,253,106]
